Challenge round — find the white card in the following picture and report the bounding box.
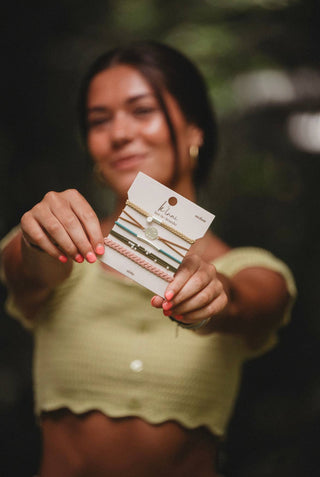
[100,172,215,297]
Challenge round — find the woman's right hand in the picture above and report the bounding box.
[20,189,105,264]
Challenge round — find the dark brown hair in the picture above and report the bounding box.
[78,41,218,188]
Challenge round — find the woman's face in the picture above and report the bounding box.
[86,64,202,199]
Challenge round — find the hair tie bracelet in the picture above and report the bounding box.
[125,200,195,244]
[168,315,211,330]
[120,210,188,258]
[104,237,174,283]
[115,221,182,265]
[109,229,178,274]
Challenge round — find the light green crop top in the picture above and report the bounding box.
[0,231,296,437]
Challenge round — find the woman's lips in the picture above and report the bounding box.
[111,154,146,170]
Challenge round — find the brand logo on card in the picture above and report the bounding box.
[195,215,206,223]
[154,197,178,226]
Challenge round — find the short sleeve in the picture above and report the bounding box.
[0,226,35,330]
[213,247,297,357]
[0,226,21,283]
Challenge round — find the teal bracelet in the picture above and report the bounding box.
[115,221,182,265]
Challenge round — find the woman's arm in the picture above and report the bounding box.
[1,230,72,319]
[202,267,290,348]
[151,254,292,349]
[1,189,105,320]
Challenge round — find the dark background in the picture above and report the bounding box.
[1,1,320,476]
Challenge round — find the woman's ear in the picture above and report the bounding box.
[188,124,204,149]
[187,124,204,166]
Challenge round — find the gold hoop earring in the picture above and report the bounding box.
[189,145,199,161]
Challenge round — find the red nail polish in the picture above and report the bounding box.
[95,244,105,255]
[162,301,173,311]
[75,254,84,263]
[86,252,96,263]
[165,290,174,301]
[163,310,171,317]
[58,255,68,263]
[173,314,184,321]
[151,297,157,306]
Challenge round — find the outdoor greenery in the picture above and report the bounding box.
[1,1,319,476]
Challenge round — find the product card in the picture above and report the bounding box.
[100,172,215,297]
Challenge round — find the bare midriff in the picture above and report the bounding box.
[39,409,219,477]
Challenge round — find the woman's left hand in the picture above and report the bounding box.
[151,254,228,327]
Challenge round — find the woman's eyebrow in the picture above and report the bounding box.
[87,93,155,113]
[126,93,154,104]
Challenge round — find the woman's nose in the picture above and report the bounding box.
[109,112,134,146]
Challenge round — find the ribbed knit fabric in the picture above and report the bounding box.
[0,234,296,437]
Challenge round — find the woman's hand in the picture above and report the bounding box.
[20,189,105,264]
[151,254,228,329]
[1,189,105,319]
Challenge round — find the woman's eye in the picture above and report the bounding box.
[133,106,157,116]
[87,117,110,128]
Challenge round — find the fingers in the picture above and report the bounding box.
[20,190,105,263]
[150,296,164,308]
[21,217,69,262]
[156,254,228,324]
[69,190,105,254]
[167,286,228,323]
[165,255,213,303]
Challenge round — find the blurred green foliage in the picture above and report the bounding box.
[1,1,320,476]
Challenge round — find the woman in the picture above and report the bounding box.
[0,42,296,477]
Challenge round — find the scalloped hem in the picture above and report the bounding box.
[37,400,226,439]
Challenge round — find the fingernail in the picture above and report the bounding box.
[173,314,184,321]
[165,290,174,301]
[86,252,96,263]
[151,297,157,307]
[75,254,84,263]
[58,255,68,263]
[95,244,105,255]
[162,301,173,311]
[163,310,171,317]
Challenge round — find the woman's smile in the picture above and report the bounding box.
[86,64,202,200]
[110,152,147,171]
